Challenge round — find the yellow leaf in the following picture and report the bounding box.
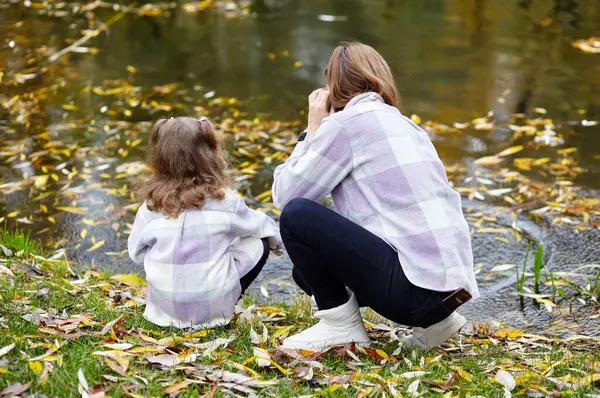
[514,158,533,171]
[7,211,19,218]
[558,147,577,155]
[126,65,137,73]
[474,156,503,166]
[497,145,524,157]
[28,361,42,376]
[451,366,473,381]
[410,114,422,124]
[294,61,303,68]
[255,190,272,200]
[87,240,105,252]
[0,367,8,374]
[62,104,79,111]
[56,206,87,215]
[376,349,389,360]
[33,175,49,189]
[184,330,211,339]
[273,325,295,338]
[492,328,524,339]
[103,356,127,376]
[48,216,55,224]
[532,158,551,166]
[80,229,87,239]
[576,373,600,388]
[110,274,146,287]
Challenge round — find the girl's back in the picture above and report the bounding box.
[128,117,282,329]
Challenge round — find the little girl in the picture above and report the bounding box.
[128,116,283,329]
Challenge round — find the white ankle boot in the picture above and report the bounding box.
[403,312,467,349]
[281,291,370,351]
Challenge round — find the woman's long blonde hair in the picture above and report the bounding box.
[325,42,400,112]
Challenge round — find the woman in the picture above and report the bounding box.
[272,42,479,351]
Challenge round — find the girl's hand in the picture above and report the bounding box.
[268,237,284,257]
[269,243,284,257]
[307,88,330,134]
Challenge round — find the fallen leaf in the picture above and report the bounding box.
[28,361,42,376]
[78,368,89,396]
[496,369,516,391]
[110,274,146,287]
[0,382,31,396]
[0,343,15,358]
[162,380,193,395]
[492,328,524,339]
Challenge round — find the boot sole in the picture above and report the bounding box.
[281,340,371,352]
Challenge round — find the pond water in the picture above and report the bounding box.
[1,0,599,334]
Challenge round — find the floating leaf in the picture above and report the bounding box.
[490,264,517,272]
[497,145,524,157]
[55,206,87,215]
[474,156,503,166]
[87,240,105,252]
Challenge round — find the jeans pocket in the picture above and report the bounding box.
[408,288,452,328]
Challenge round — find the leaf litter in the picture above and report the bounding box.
[0,255,598,396]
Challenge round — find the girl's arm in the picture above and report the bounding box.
[127,204,151,265]
[231,195,283,252]
[271,118,353,210]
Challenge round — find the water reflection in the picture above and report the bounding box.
[1,0,599,333]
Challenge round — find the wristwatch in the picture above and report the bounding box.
[298,131,308,142]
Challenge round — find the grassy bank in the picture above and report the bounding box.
[0,234,599,397]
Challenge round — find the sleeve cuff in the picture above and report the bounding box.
[289,139,309,159]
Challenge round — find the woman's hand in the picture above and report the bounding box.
[307,88,330,134]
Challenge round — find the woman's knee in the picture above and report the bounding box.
[280,198,316,230]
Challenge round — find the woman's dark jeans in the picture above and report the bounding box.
[280,198,452,328]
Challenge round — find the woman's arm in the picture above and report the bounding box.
[272,118,353,210]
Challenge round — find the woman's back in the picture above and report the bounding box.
[273,92,479,298]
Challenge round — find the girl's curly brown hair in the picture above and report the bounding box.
[139,117,231,217]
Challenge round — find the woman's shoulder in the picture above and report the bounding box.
[328,100,400,128]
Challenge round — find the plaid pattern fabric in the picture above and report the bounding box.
[272,93,479,298]
[128,189,283,328]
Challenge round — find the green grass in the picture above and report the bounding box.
[517,240,532,299]
[0,243,599,397]
[533,243,544,294]
[0,225,43,255]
